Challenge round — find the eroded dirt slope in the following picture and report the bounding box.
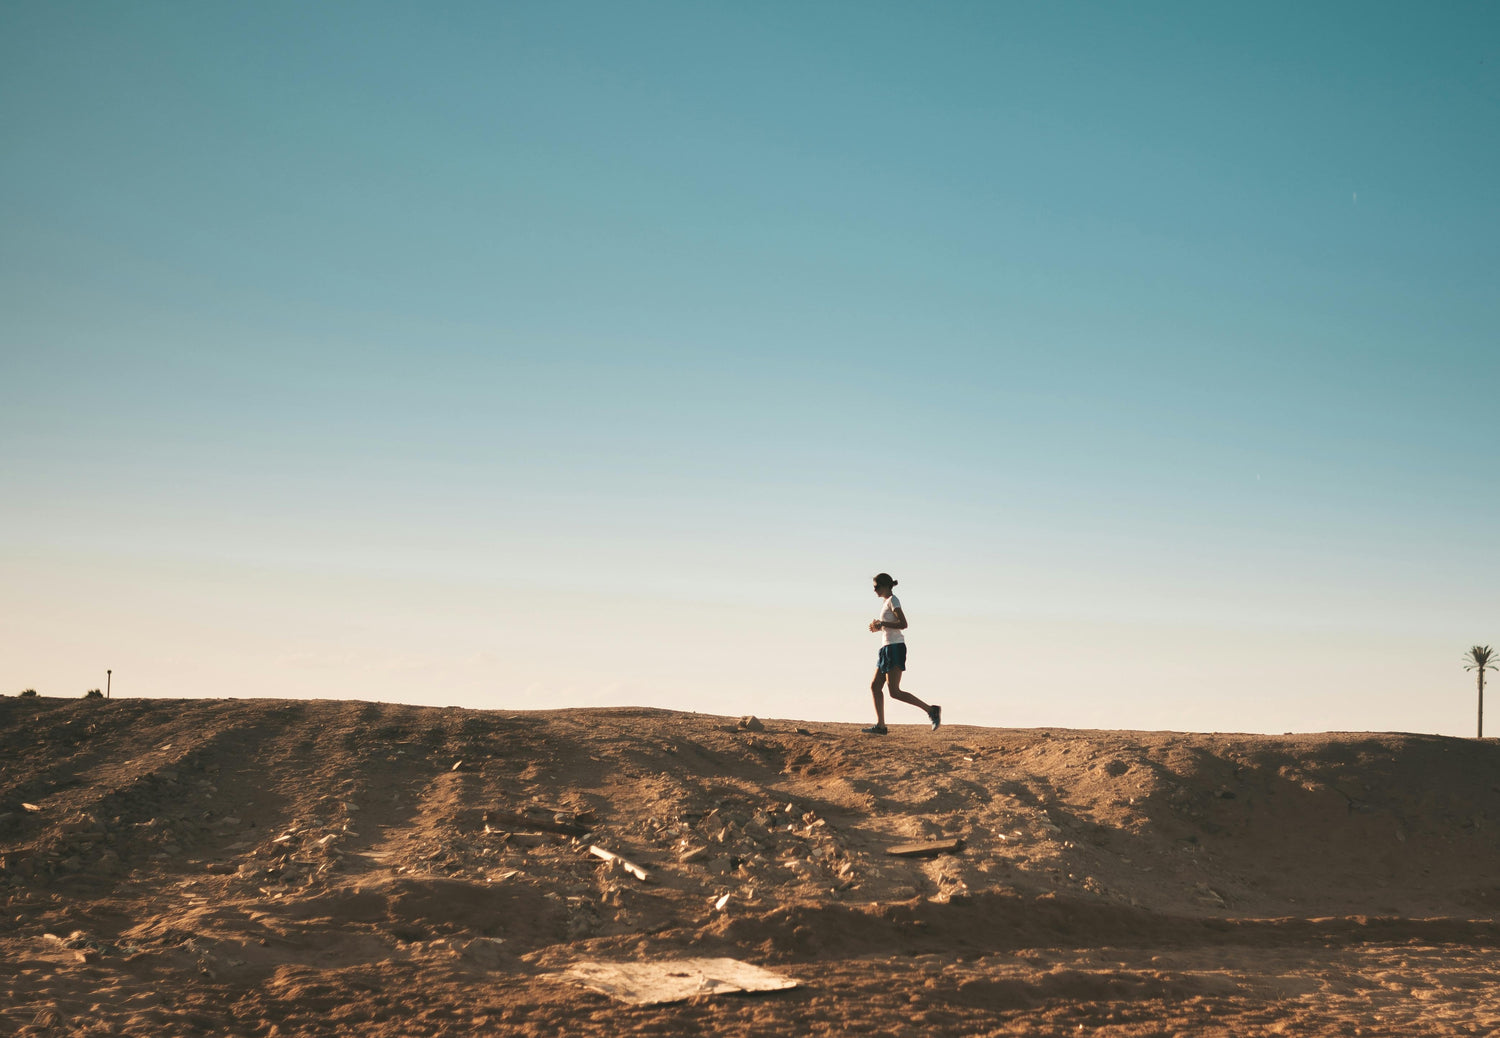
[4,696,1500,1036]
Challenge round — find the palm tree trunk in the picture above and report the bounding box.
[1480,669,1486,740]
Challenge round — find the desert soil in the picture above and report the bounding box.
[5,696,1500,1036]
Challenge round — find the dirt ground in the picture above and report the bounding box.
[5,696,1500,1036]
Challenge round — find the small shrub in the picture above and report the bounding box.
[19,689,38,697]
[85,689,104,699]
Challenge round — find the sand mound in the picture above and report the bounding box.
[4,696,1500,1035]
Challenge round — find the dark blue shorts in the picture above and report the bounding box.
[877,643,907,674]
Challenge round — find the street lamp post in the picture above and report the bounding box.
[106,670,111,700]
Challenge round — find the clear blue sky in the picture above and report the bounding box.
[3,2,1497,733]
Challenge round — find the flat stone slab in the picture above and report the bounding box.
[885,838,966,858]
[561,957,799,1005]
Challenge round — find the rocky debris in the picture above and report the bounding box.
[637,796,858,895]
[42,930,97,962]
[228,812,361,892]
[737,716,765,732]
[486,808,590,837]
[39,929,120,964]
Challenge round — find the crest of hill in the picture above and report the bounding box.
[5,695,1500,924]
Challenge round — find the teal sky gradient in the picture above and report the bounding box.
[3,2,1497,733]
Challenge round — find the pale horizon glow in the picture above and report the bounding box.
[3,3,1497,735]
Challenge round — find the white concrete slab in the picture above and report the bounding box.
[561,957,798,1005]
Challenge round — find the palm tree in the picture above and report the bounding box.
[1465,646,1498,738]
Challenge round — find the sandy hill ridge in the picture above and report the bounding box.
[5,696,1500,1037]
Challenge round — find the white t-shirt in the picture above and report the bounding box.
[876,594,905,645]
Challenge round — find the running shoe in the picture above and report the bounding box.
[861,724,888,735]
[929,705,942,731]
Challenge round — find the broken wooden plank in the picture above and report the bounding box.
[589,844,649,882]
[561,957,797,1005]
[885,838,965,858]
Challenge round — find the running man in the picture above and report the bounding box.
[863,572,941,734]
